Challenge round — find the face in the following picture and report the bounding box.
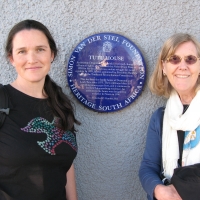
[162,41,200,97]
[9,29,54,84]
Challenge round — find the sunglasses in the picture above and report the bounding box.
[165,55,200,65]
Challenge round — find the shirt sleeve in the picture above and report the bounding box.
[139,107,164,200]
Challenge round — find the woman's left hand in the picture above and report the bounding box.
[154,184,182,200]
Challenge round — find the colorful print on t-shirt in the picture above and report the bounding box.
[21,117,77,155]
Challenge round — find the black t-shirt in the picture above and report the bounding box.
[0,85,77,200]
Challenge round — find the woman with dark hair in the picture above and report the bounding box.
[0,19,80,200]
[139,33,200,200]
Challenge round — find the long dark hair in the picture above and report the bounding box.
[5,19,80,132]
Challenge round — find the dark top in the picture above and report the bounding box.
[0,85,77,200]
[177,105,188,166]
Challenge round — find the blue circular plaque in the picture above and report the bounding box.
[67,33,146,112]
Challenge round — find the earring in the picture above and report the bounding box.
[163,72,166,76]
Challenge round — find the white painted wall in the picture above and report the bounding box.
[0,0,200,199]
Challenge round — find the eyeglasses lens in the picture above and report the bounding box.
[169,55,181,64]
[185,55,197,65]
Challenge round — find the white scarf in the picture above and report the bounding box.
[162,90,200,179]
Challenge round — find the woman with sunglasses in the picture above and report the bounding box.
[139,33,200,200]
[0,19,80,200]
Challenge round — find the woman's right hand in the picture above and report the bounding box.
[154,184,182,200]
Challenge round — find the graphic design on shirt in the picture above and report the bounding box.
[183,126,200,150]
[21,117,77,155]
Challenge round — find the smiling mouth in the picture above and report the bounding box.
[175,75,190,78]
[26,67,42,70]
